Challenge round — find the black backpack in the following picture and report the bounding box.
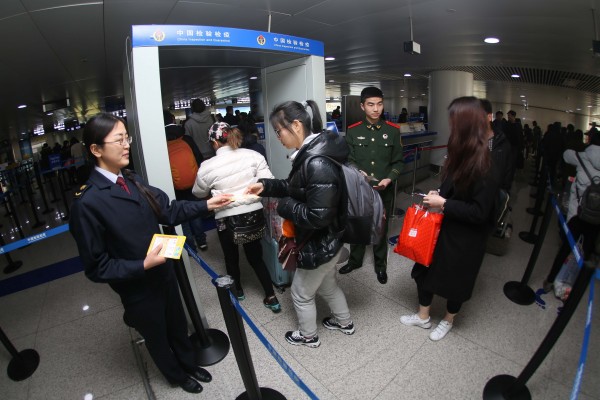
[575,153,600,225]
[304,155,385,245]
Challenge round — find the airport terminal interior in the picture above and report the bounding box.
[0,164,598,400]
[1,1,600,400]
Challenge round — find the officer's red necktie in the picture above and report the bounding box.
[116,176,130,195]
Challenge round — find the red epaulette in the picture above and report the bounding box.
[347,121,363,129]
[385,121,400,129]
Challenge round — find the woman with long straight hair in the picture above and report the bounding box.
[400,96,499,341]
[193,122,281,312]
[69,113,232,394]
[246,100,354,348]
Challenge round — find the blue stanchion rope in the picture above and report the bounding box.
[549,195,596,400]
[0,224,70,254]
[184,243,320,400]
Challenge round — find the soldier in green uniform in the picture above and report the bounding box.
[339,87,403,284]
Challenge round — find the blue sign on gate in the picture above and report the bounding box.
[132,25,324,57]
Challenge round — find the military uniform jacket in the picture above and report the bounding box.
[345,119,403,183]
[69,169,210,305]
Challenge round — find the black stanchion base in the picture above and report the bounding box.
[483,375,531,400]
[525,207,543,216]
[503,281,535,305]
[7,349,40,381]
[190,329,230,366]
[518,231,538,244]
[41,208,54,214]
[31,221,46,228]
[3,260,23,274]
[236,387,287,400]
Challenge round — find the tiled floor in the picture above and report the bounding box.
[0,165,598,400]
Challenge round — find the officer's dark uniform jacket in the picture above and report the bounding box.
[259,132,347,270]
[69,169,210,305]
[345,119,403,183]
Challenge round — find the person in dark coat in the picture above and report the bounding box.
[69,113,232,394]
[481,99,514,193]
[400,97,499,341]
[246,100,354,348]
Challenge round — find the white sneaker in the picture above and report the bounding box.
[429,320,453,341]
[400,314,431,329]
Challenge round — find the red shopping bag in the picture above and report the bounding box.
[394,205,444,266]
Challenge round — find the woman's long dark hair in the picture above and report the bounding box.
[443,96,491,194]
[269,100,323,137]
[82,113,161,217]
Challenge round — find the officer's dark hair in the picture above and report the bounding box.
[360,87,384,104]
[82,113,161,217]
[269,100,323,138]
[191,99,205,114]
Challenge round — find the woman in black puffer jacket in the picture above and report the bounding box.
[246,100,355,348]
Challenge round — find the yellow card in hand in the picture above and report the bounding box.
[147,234,186,259]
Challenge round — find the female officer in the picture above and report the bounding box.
[246,100,354,348]
[69,113,232,394]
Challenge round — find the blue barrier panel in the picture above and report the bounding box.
[0,224,70,255]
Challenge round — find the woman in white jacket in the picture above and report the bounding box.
[193,122,280,312]
[543,128,600,291]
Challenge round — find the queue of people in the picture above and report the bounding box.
[68,89,598,394]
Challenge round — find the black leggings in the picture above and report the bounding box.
[546,216,600,283]
[417,286,463,314]
[217,228,274,298]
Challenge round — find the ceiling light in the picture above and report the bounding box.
[17,104,26,109]
[484,37,500,44]
[588,105,593,108]
[324,56,335,61]
[82,305,90,311]
[46,112,53,116]
[400,89,405,92]
[328,80,335,83]
[520,95,525,98]
[511,74,520,78]
[249,76,257,80]
[576,108,581,111]
[404,73,412,77]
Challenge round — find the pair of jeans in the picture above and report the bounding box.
[292,248,351,337]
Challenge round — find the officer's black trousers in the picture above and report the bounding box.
[126,277,196,384]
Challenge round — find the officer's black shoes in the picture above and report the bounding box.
[178,376,203,393]
[377,271,388,284]
[339,264,361,274]
[185,366,212,383]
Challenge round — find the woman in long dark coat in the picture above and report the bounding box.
[400,96,499,341]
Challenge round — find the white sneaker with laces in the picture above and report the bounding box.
[400,313,431,329]
[429,320,453,341]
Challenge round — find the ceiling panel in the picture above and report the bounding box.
[2,0,600,139]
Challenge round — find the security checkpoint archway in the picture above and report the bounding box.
[121,24,325,323]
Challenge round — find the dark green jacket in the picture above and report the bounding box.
[345,119,403,183]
